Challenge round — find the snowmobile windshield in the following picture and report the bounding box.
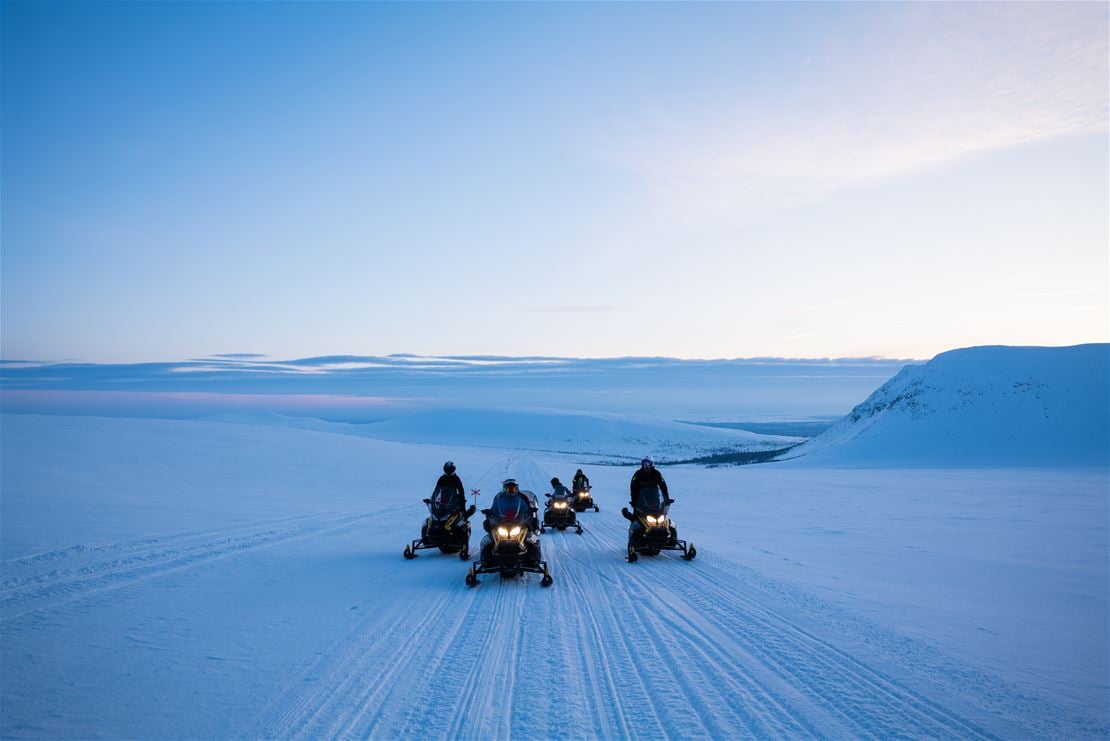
[430,486,462,516]
[489,493,530,525]
[634,485,666,515]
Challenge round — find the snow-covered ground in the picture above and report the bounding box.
[202,408,800,463]
[2,410,1106,738]
[2,345,1107,739]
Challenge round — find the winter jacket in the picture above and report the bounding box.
[572,473,590,490]
[629,467,669,508]
[551,483,573,498]
[434,472,467,512]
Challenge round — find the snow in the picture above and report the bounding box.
[0,354,909,423]
[789,343,1110,466]
[1,344,1107,739]
[220,407,798,462]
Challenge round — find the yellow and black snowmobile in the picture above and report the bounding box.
[403,486,475,560]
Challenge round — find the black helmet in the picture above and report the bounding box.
[501,478,519,494]
[443,461,455,474]
[550,477,560,485]
[641,456,654,469]
[576,469,583,474]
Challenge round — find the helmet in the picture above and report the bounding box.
[641,456,654,469]
[501,478,519,494]
[550,477,560,485]
[443,461,455,474]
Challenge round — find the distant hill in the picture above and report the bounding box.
[784,344,1109,466]
[352,408,800,463]
[201,408,800,463]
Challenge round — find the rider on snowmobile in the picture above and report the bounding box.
[625,457,669,517]
[550,477,573,498]
[486,478,542,557]
[433,461,468,514]
[621,456,695,561]
[572,469,590,491]
[488,478,538,530]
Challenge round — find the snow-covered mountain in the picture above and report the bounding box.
[788,344,1109,466]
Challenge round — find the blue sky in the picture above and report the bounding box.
[2,1,1107,363]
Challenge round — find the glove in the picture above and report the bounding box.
[621,507,635,521]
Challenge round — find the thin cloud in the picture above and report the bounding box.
[1015,288,1103,299]
[792,299,881,315]
[517,305,627,314]
[604,3,1107,219]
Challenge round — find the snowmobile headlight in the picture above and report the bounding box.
[497,526,510,537]
[554,501,567,509]
[508,525,522,537]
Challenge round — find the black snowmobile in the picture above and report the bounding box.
[541,489,583,534]
[466,490,552,586]
[623,484,696,562]
[403,486,476,560]
[571,484,600,512]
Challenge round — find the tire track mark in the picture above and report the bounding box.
[621,549,997,740]
[553,534,639,740]
[579,516,826,738]
[257,581,456,739]
[2,512,375,620]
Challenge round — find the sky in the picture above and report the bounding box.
[2,1,1107,363]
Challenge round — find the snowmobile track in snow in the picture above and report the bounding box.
[0,511,379,621]
[19,454,1006,740]
[563,477,997,741]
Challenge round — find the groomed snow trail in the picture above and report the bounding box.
[240,457,998,740]
[3,446,1096,739]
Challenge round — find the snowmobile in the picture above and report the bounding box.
[571,484,600,512]
[622,484,696,562]
[541,489,582,534]
[466,489,552,586]
[403,486,476,560]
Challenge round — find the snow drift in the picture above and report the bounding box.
[2,413,1107,739]
[336,408,800,462]
[787,344,1109,466]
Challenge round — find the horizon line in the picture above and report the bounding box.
[4,341,1109,368]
